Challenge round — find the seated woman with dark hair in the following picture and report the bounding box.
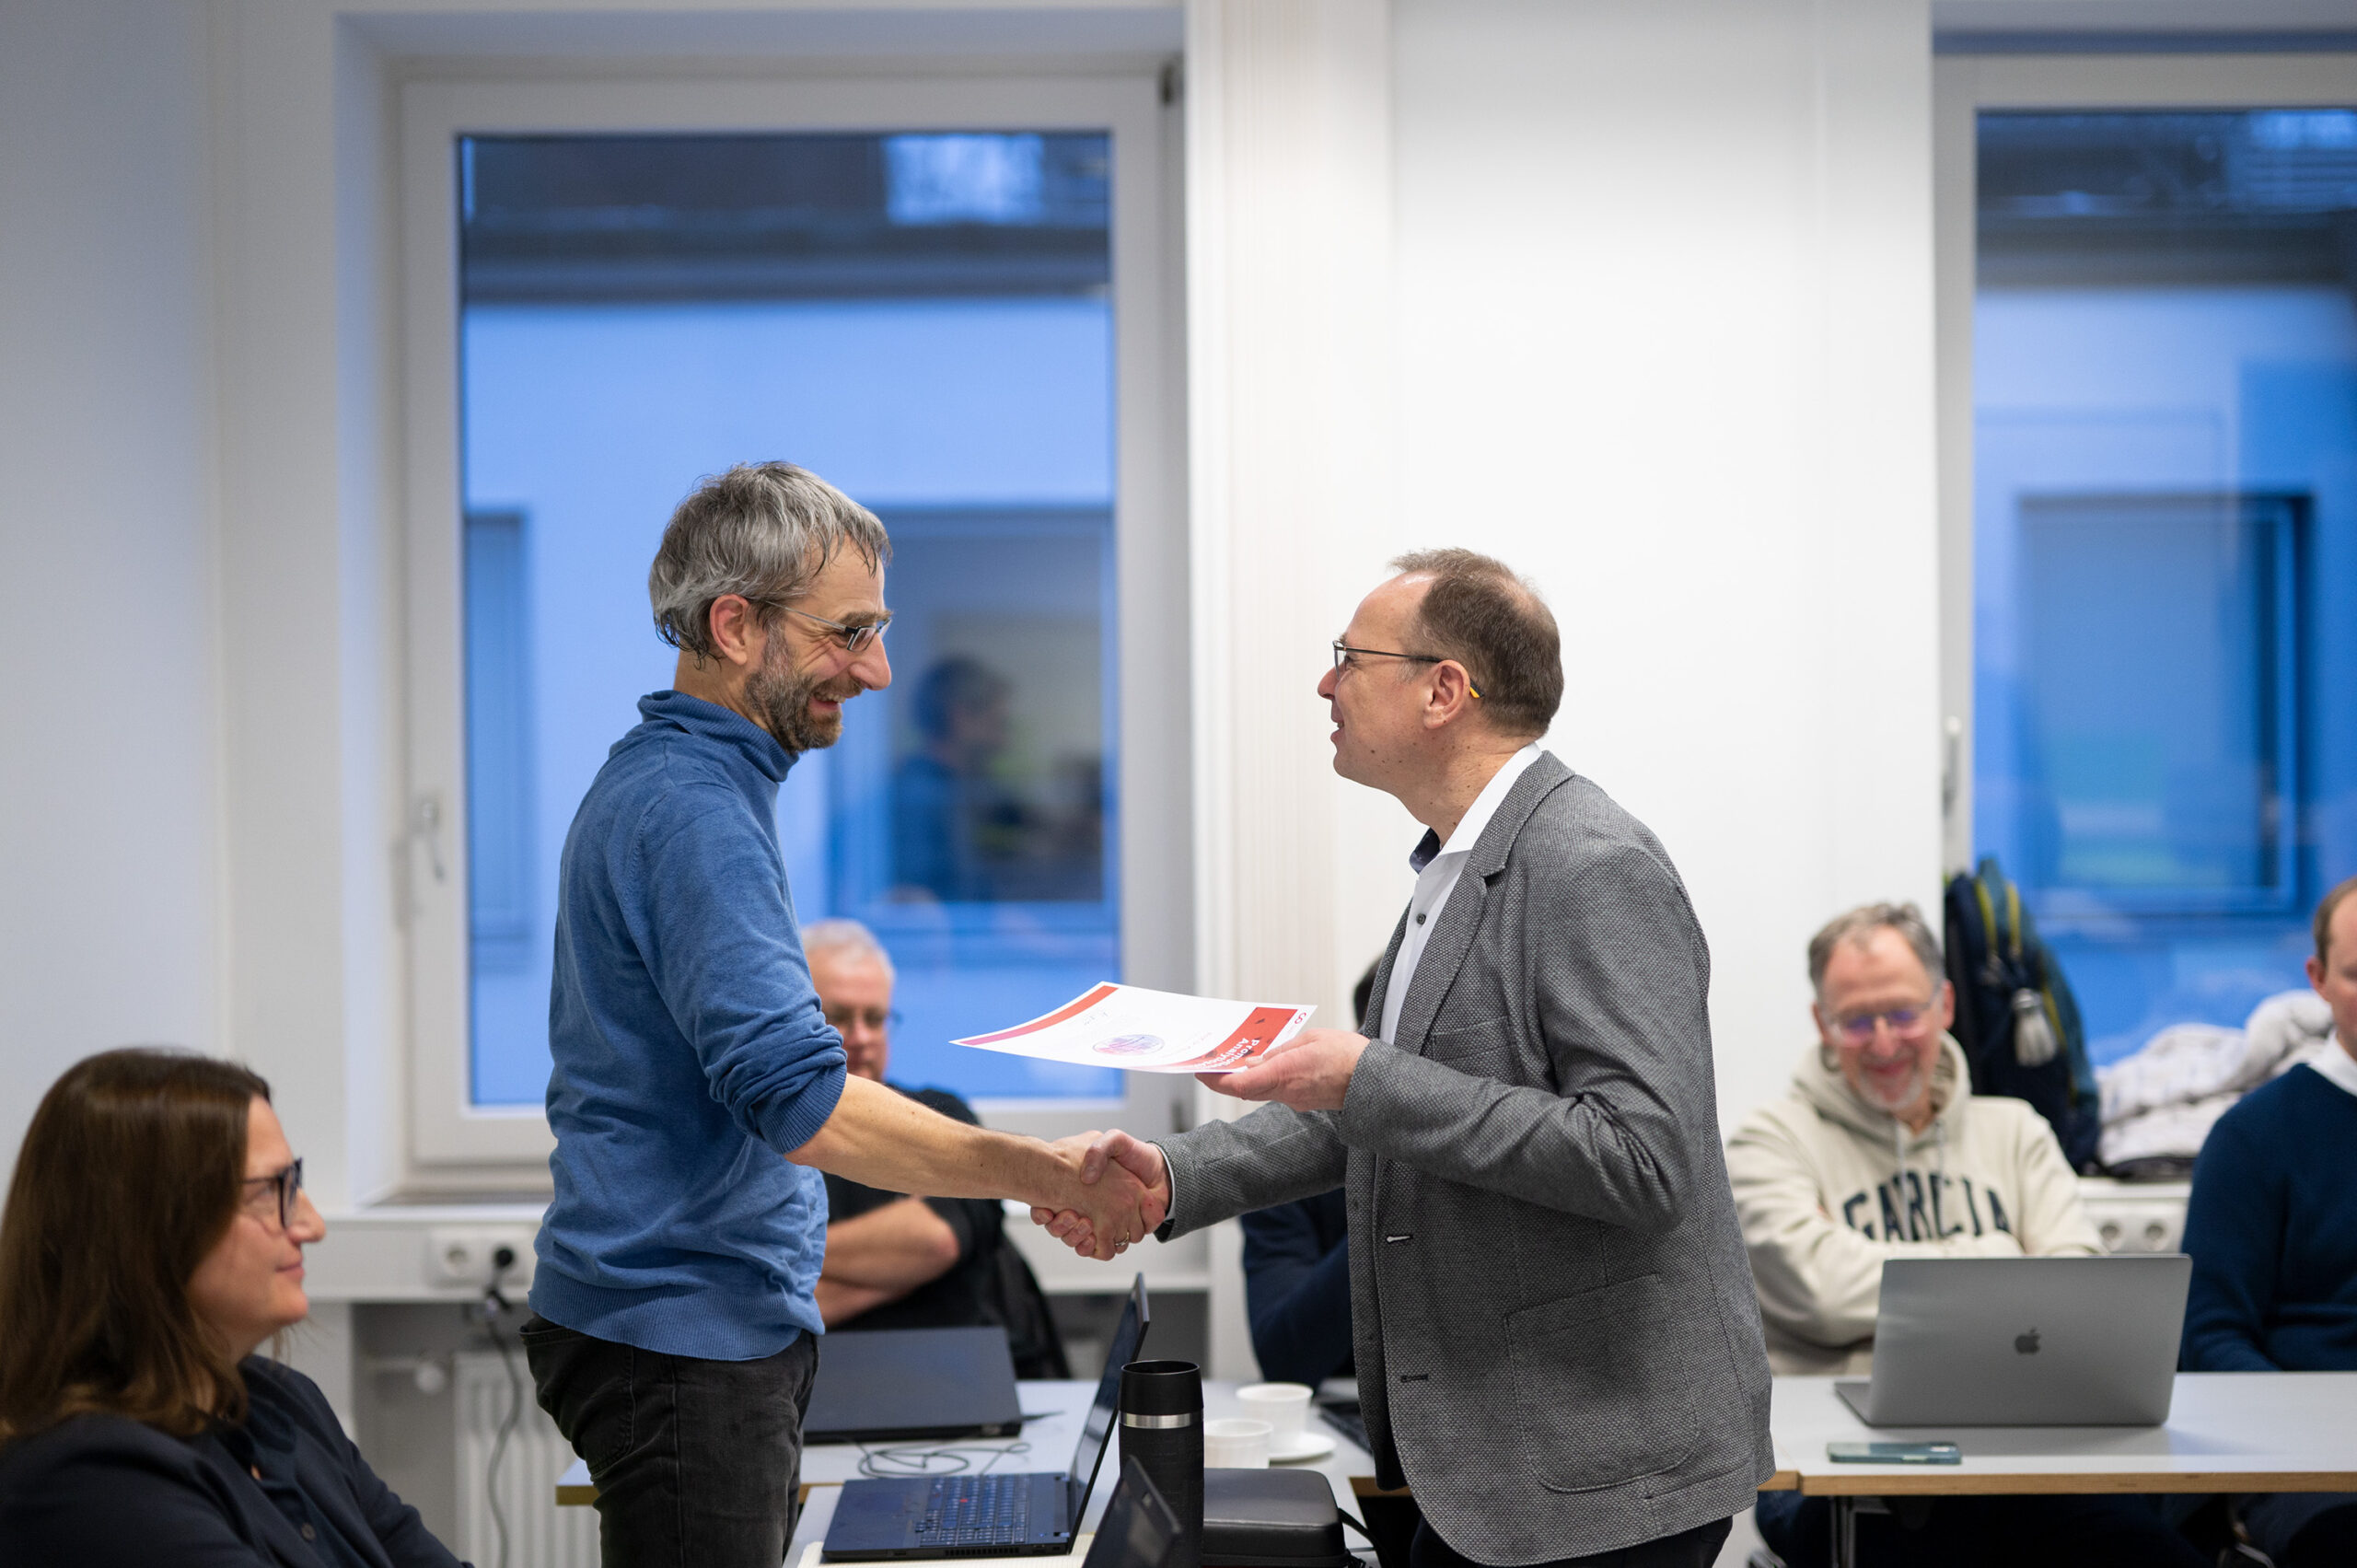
[0,1048,466,1567]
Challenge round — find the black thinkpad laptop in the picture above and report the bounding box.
[822,1275,1150,1560]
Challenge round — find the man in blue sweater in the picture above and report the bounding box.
[2180,873,2357,1568]
[521,463,1160,1568]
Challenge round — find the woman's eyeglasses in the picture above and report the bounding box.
[241,1157,305,1231]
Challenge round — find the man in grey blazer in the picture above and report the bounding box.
[1042,550,1771,1568]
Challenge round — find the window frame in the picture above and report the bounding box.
[400,71,1190,1167]
[1933,51,2357,875]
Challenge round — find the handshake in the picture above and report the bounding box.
[1025,1027,1373,1260]
[1035,1131,1171,1261]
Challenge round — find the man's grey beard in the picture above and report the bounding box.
[747,649,860,753]
[1857,1064,1931,1117]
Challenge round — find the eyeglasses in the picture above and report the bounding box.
[1329,643,1480,699]
[784,605,891,655]
[823,1005,902,1034]
[241,1157,305,1231]
[1829,1007,1934,1044]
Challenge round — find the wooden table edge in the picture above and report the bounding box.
[1798,1469,2357,1497]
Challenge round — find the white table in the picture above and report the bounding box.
[557,1378,1382,1562]
[1770,1373,2357,1568]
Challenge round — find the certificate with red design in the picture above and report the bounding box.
[952,983,1316,1074]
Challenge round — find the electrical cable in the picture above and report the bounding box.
[853,1439,1034,1479]
[471,1246,524,1568]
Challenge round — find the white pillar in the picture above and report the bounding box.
[1184,0,1402,1382]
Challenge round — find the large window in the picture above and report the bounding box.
[1954,73,2357,1067]
[402,80,1185,1165]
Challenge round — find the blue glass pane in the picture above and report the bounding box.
[459,133,1119,1106]
[2014,494,2288,899]
[1974,110,2357,1066]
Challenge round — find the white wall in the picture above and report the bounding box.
[0,0,1965,1184]
[0,0,224,1169]
[1389,0,1945,1128]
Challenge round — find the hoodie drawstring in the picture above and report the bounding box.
[1893,1119,1955,1239]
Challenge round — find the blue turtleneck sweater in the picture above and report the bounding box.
[529,691,848,1360]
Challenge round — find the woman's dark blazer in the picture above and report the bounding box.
[0,1357,466,1568]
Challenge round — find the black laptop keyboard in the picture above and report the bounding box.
[912,1475,1037,1548]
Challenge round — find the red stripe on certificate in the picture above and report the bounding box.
[1168,1006,1305,1070]
[953,981,1122,1046]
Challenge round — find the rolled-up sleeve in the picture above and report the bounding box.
[633,784,847,1155]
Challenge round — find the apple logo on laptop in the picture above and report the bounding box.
[2014,1329,2041,1354]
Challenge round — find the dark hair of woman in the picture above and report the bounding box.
[0,1048,273,1444]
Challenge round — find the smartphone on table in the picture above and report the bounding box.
[1826,1441,1962,1465]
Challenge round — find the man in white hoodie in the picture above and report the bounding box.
[1732,904,2207,1568]
[1728,901,2098,1376]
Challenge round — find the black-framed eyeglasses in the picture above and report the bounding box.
[241,1157,305,1231]
[823,1005,903,1034]
[1330,642,1481,699]
[784,605,892,655]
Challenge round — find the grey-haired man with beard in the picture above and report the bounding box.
[1730,903,2205,1568]
[523,463,1159,1568]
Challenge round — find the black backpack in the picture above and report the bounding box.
[1942,857,2101,1173]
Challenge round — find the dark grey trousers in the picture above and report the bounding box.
[523,1314,818,1568]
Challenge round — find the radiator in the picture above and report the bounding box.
[454,1352,599,1568]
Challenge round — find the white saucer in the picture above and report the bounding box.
[1268,1431,1336,1464]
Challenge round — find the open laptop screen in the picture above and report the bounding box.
[1083,1458,1182,1568]
[1068,1276,1152,1512]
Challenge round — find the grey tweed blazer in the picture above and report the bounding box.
[1154,754,1772,1562]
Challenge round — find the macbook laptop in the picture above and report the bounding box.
[807,1327,1025,1443]
[1836,1254,2192,1426]
[1081,1459,1184,1568]
[823,1274,1151,1560]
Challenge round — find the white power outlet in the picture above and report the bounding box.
[424,1226,538,1291]
[2092,1204,2185,1254]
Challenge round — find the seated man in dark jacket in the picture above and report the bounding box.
[2179,877,2357,1568]
[1241,1191,1352,1386]
[808,921,1066,1377]
[1238,964,1376,1388]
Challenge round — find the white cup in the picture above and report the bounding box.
[1236,1383,1313,1446]
[1203,1417,1272,1468]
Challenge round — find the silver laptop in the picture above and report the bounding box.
[1835,1255,2191,1426]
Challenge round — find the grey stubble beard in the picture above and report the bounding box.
[747,639,861,753]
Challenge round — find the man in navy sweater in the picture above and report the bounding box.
[2180,873,2357,1568]
[522,463,1159,1568]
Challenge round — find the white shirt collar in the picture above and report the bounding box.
[2309,1037,2357,1099]
[1411,743,1546,871]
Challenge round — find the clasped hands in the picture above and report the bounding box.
[1035,1028,1369,1259]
